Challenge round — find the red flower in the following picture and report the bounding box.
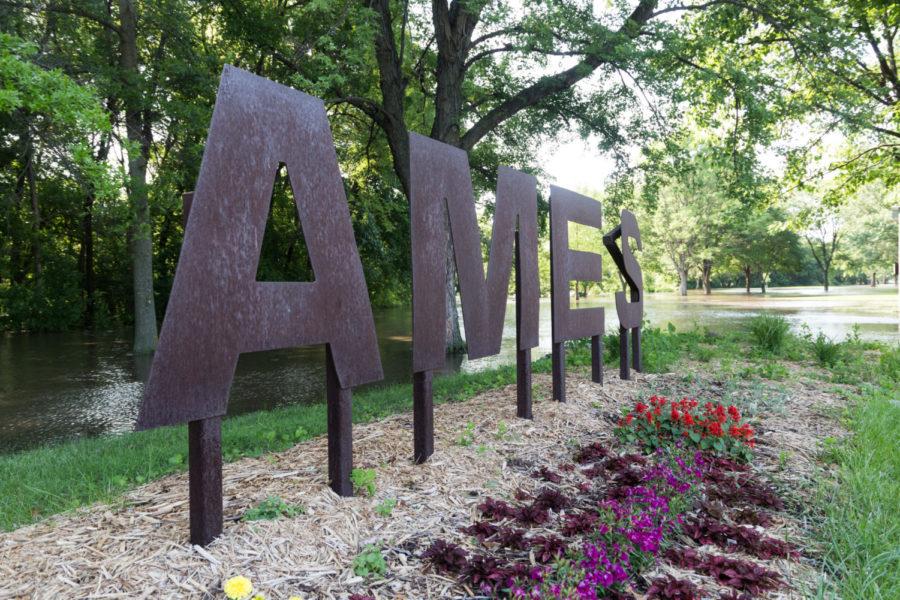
[708,422,723,437]
[625,414,634,425]
[682,413,695,426]
[728,405,741,421]
[635,402,648,413]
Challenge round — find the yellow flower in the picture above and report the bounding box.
[223,575,253,600]
[288,597,302,600]
[250,595,265,600]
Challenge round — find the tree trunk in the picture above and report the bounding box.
[81,191,96,327]
[871,272,876,287]
[677,267,688,296]
[701,259,712,295]
[823,266,830,292]
[760,273,767,294]
[119,0,157,353]
[743,266,751,293]
[25,142,41,280]
[430,1,478,354]
[81,132,110,329]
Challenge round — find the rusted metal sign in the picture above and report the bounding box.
[135,66,647,546]
[138,65,383,545]
[409,133,539,461]
[549,187,605,401]
[604,209,644,379]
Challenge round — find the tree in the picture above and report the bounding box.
[837,182,899,285]
[0,31,117,329]
[727,206,803,293]
[647,144,740,296]
[793,193,842,292]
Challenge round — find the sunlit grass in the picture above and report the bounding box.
[816,384,900,599]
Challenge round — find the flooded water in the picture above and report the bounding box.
[1,285,897,454]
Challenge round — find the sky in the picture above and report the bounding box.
[540,133,618,195]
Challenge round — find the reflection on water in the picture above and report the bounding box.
[0,285,897,454]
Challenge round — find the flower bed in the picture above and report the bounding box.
[424,443,704,598]
[419,395,795,599]
[616,396,756,462]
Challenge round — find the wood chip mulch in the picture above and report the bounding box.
[0,362,847,599]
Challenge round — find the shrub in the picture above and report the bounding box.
[615,395,755,461]
[747,314,791,353]
[811,332,842,367]
[352,545,387,578]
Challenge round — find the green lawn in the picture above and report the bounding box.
[815,382,900,599]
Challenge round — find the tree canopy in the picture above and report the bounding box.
[0,0,896,340]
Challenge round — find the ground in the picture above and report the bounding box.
[0,355,851,599]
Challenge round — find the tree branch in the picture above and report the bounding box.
[0,1,121,34]
[459,0,658,151]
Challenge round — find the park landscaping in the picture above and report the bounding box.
[0,317,897,598]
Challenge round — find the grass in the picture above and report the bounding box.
[747,314,791,354]
[0,361,527,531]
[815,382,900,599]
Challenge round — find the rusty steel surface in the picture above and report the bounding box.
[552,343,566,402]
[413,371,434,463]
[326,346,353,496]
[137,65,383,430]
[591,335,603,384]
[549,186,606,344]
[409,133,540,373]
[604,209,644,379]
[188,417,222,546]
[603,209,644,330]
[515,230,533,419]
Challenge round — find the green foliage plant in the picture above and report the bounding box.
[243,496,304,521]
[352,545,387,578]
[374,498,397,517]
[811,332,842,368]
[747,314,791,354]
[455,422,476,447]
[350,468,376,497]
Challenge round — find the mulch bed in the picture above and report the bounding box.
[0,363,846,599]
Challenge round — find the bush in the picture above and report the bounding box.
[747,314,791,354]
[811,332,842,367]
